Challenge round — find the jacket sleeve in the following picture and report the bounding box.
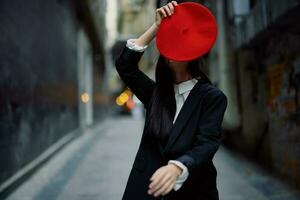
[174,89,228,174]
[114,45,156,109]
[168,160,189,191]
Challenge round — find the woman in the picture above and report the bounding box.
[115,1,228,200]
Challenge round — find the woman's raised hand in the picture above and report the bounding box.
[155,1,178,27]
[133,1,178,47]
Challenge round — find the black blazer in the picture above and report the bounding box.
[115,45,228,200]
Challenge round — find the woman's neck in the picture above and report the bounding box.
[172,69,193,84]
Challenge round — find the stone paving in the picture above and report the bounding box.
[6,116,300,200]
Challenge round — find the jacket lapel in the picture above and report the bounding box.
[157,79,209,160]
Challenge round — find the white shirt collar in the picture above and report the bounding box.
[174,77,199,95]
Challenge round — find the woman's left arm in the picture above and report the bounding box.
[174,89,228,173]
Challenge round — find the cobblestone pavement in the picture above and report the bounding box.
[6,116,300,200]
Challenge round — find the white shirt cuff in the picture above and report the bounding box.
[126,38,148,52]
[168,160,189,191]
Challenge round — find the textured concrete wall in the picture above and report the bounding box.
[265,54,300,189]
[227,3,300,189]
[209,0,300,189]
[0,0,79,184]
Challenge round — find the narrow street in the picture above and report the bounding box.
[6,116,300,200]
[1,1,300,199]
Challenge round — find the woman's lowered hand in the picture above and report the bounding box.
[148,163,182,197]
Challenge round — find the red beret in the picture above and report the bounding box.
[156,2,218,62]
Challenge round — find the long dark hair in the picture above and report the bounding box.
[145,54,212,146]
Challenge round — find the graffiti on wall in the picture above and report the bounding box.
[265,57,300,122]
[266,57,300,189]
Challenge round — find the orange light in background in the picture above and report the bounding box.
[116,97,124,106]
[124,89,132,96]
[120,92,129,102]
[81,92,90,103]
[116,90,132,106]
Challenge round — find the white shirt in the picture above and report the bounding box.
[173,78,199,123]
[126,38,199,191]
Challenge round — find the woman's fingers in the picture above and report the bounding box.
[154,178,174,197]
[171,1,178,6]
[149,171,165,189]
[161,181,175,196]
[148,164,179,197]
[150,172,172,193]
[154,2,178,37]
[157,1,177,22]
[163,5,172,16]
[167,3,175,14]
[158,7,167,18]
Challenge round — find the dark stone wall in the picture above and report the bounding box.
[0,0,79,184]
